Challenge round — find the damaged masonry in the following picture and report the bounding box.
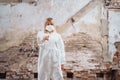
[0,0,120,80]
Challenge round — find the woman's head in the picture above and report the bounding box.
[44,17,55,33]
[45,17,54,26]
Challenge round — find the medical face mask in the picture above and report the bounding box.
[46,25,55,32]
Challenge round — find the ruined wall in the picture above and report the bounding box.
[0,0,91,51]
[0,0,111,80]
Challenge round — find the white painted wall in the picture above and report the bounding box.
[0,0,91,28]
[108,10,120,59]
[0,0,92,51]
[63,6,101,41]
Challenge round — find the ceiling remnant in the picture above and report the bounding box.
[105,0,120,9]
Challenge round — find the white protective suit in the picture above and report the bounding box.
[37,25,65,80]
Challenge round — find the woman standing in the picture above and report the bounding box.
[37,18,66,80]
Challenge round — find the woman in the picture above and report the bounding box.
[37,18,66,80]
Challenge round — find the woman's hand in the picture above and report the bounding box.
[43,36,49,41]
[61,64,64,71]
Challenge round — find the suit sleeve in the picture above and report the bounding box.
[37,31,45,47]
